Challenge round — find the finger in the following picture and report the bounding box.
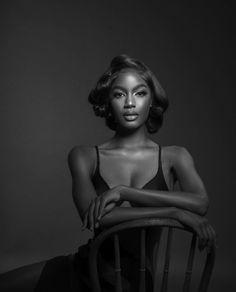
[88,201,95,231]
[105,202,116,213]
[208,225,218,249]
[94,197,100,221]
[82,211,88,231]
[94,198,100,229]
[205,225,213,253]
[196,226,204,251]
[197,217,209,250]
[102,202,116,217]
[200,224,208,250]
[98,197,106,220]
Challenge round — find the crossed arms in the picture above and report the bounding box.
[68,145,216,251]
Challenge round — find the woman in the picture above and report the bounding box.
[0,55,216,291]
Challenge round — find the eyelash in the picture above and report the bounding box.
[135,91,147,97]
[113,91,147,98]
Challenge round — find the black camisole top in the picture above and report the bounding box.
[92,144,169,194]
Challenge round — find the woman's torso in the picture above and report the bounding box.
[92,143,175,196]
[90,142,174,283]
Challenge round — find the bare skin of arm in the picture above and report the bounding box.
[99,206,178,227]
[68,146,98,221]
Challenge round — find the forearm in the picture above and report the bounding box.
[99,206,178,228]
[119,186,209,215]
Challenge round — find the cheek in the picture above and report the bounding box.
[138,99,151,116]
[110,100,123,117]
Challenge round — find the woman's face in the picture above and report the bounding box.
[109,70,152,131]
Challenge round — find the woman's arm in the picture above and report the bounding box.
[94,205,216,251]
[97,147,209,218]
[99,206,178,227]
[68,146,98,221]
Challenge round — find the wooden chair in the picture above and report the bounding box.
[89,218,215,292]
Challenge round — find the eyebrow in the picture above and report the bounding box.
[111,84,148,92]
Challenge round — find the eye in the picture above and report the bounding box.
[135,90,147,97]
[113,91,125,99]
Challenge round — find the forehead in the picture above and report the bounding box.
[111,69,148,89]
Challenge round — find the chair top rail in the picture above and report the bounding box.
[92,218,190,248]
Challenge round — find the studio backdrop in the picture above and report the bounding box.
[1,1,235,291]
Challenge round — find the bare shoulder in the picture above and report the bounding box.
[68,145,96,176]
[68,145,95,161]
[162,145,194,169]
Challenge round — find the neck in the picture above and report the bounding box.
[112,126,149,149]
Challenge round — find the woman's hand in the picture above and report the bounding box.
[82,186,122,231]
[177,209,217,252]
[97,186,122,220]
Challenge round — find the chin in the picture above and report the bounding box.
[118,122,144,132]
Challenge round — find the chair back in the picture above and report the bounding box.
[89,218,215,292]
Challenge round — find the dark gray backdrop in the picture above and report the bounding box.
[1,1,235,290]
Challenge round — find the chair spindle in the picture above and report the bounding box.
[114,234,122,292]
[161,227,173,292]
[183,234,197,292]
[139,228,146,292]
[198,247,215,292]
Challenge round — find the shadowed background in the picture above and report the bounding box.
[1,0,235,290]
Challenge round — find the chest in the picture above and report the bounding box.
[98,149,173,190]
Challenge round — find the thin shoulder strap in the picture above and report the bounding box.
[158,144,163,171]
[94,145,100,174]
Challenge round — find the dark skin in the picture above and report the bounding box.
[68,70,216,251]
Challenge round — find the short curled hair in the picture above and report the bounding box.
[88,54,168,133]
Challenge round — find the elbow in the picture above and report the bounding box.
[197,194,209,216]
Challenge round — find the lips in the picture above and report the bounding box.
[123,112,139,121]
[123,111,138,116]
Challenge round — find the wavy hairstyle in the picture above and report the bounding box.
[88,54,168,133]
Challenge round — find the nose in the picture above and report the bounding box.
[124,93,135,108]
